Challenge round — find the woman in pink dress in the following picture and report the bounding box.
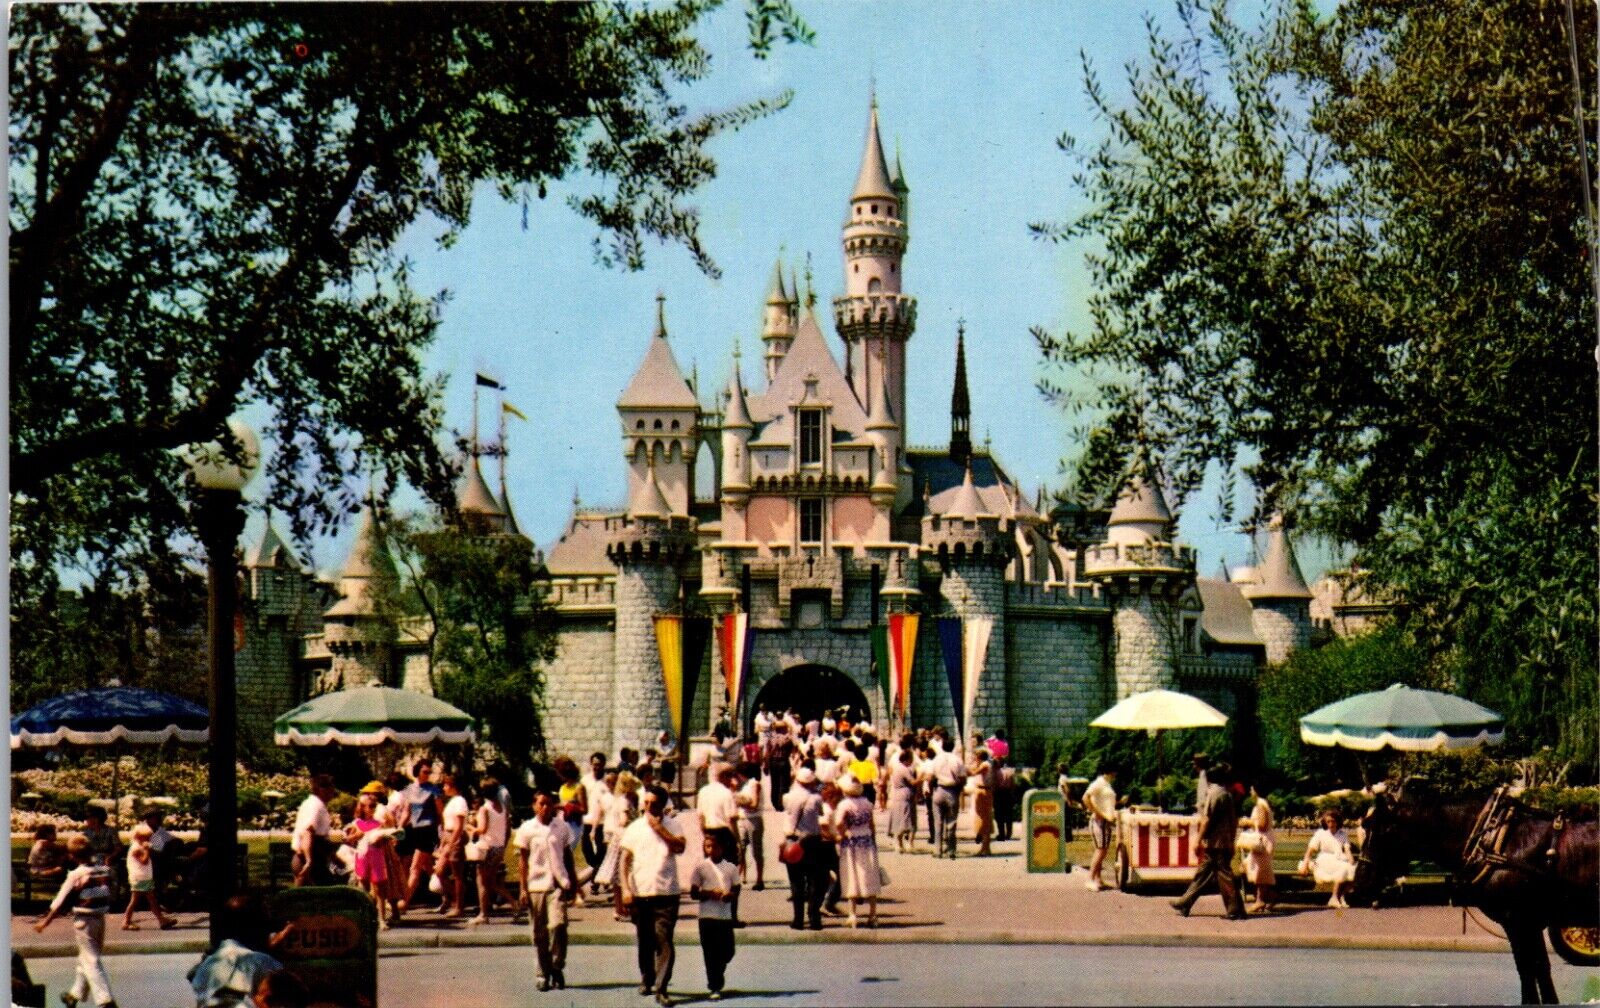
[1242,781,1278,913]
[830,774,883,928]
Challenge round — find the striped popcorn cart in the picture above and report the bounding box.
[1114,807,1260,893]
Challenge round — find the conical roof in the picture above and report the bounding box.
[766,258,788,306]
[1108,467,1172,527]
[951,324,971,420]
[324,504,394,618]
[618,295,699,410]
[1243,513,1312,599]
[499,487,522,536]
[724,352,752,430]
[248,520,300,569]
[943,462,986,520]
[457,457,504,518]
[852,98,897,202]
[629,463,672,518]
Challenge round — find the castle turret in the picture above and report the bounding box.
[457,456,507,535]
[239,519,319,735]
[1242,512,1313,664]
[1082,464,1197,698]
[865,361,900,519]
[619,293,700,516]
[320,502,397,690]
[923,462,1014,734]
[833,95,916,427]
[606,457,695,753]
[761,258,794,384]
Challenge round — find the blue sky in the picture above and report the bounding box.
[283,2,1319,582]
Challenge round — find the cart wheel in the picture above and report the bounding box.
[1549,924,1600,967]
[1115,845,1134,892]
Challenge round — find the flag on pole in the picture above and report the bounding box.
[475,372,505,390]
[718,612,755,715]
[682,618,711,745]
[502,401,528,422]
[937,616,965,738]
[655,615,710,748]
[654,615,684,740]
[961,616,994,741]
[871,625,891,718]
[887,613,919,720]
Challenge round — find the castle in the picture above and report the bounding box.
[236,100,1377,763]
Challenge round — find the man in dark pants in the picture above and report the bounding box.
[1171,761,1246,920]
[781,767,827,930]
[765,723,795,812]
[619,786,686,1007]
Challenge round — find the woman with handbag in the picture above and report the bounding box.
[1243,781,1278,913]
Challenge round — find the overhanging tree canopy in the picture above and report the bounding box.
[1034,0,1596,763]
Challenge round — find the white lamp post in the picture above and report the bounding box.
[182,418,259,949]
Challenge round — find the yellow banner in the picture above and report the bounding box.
[653,615,684,740]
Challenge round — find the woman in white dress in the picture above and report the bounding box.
[1242,782,1278,912]
[1297,808,1357,908]
[830,774,882,927]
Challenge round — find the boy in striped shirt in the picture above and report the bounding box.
[34,835,118,1007]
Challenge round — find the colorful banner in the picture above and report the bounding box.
[718,612,755,715]
[682,617,711,743]
[962,616,994,741]
[654,615,684,740]
[888,613,919,720]
[937,616,964,737]
[871,625,891,721]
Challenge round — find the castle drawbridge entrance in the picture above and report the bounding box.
[749,663,871,728]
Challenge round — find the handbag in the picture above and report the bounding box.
[779,838,805,865]
[465,837,486,862]
[877,864,890,887]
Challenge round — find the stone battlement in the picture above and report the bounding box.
[1081,540,1196,578]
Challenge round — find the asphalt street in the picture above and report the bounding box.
[28,942,1599,1006]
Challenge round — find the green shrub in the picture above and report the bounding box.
[1519,785,1600,818]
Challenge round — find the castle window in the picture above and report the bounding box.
[867,278,882,293]
[798,410,823,465]
[800,498,823,543]
[871,204,878,214]
[654,419,663,430]
[855,206,862,216]
[670,419,679,431]
[890,263,897,274]
[636,420,645,430]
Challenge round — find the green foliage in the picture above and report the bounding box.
[1519,786,1600,819]
[1034,0,1597,768]
[378,515,559,777]
[9,2,808,698]
[1257,626,1428,786]
[1039,724,1237,805]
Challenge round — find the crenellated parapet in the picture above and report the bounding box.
[1080,540,1197,581]
[604,513,696,567]
[832,293,917,341]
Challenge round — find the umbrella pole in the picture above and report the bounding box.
[110,745,121,829]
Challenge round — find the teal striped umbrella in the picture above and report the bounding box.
[1299,683,1504,752]
[274,686,476,747]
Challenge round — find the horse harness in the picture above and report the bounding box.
[1460,785,1568,887]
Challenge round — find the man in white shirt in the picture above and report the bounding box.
[928,743,967,858]
[697,764,742,926]
[581,752,611,887]
[292,774,337,885]
[1082,765,1119,891]
[619,785,686,1006]
[514,791,576,991]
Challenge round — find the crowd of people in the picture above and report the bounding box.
[26,709,1367,1006]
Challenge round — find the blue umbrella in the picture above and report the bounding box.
[11,687,209,748]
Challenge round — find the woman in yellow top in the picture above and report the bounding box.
[846,743,881,803]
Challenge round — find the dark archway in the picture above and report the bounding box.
[749,664,871,728]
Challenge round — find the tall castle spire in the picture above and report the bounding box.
[950,320,972,466]
[834,93,916,431]
[761,255,793,383]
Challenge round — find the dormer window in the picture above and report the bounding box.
[799,410,823,466]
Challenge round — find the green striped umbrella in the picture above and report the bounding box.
[1299,683,1504,752]
[274,686,476,747]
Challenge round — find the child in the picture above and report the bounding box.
[28,824,67,883]
[123,823,173,930]
[34,835,117,1007]
[689,833,740,1001]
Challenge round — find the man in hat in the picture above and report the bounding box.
[1191,752,1211,813]
[781,767,827,930]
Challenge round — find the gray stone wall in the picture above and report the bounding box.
[542,619,617,759]
[742,627,879,722]
[1111,586,1180,698]
[1006,615,1111,760]
[238,566,325,742]
[611,560,681,755]
[1250,600,1311,665]
[939,563,1008,739]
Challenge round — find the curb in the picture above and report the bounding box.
[13,929,1509,961]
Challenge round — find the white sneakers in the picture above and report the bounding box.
[1086,878,1105,891]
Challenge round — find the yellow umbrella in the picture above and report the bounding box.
[1090,689,1229,785]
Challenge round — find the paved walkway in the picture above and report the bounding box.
[15,813,1507,959]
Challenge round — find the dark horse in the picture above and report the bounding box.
[1352,783,1599,1004]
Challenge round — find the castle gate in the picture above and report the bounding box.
[749,663,871,728]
